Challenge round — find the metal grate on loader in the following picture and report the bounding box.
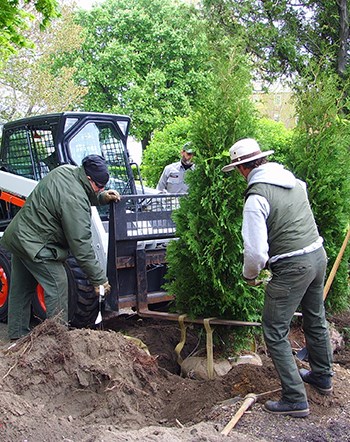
[3,126,57,180]
[113,194,184,241]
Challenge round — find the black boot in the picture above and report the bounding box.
[299,368,333,395]
[263,400,310,418]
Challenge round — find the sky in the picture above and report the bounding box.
[74,0,101,9]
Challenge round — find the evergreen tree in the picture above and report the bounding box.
[165,45,264,326]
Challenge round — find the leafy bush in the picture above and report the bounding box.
[255,118,293,164]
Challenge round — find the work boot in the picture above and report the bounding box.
[299,368,333,395]
[263,400,310,418]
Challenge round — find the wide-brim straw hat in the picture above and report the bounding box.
[222,138,274,172]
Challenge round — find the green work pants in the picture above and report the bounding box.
[263,246,333,403]
[8,249,68,340]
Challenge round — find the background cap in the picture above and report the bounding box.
[182,141,194,154]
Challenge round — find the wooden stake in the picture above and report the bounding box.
[221,393,257,436]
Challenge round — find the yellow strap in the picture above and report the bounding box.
[204,318,216,380]
[174,314,188,366]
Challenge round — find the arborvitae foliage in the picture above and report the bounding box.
[165,46,264,326]
[286,71,350,311]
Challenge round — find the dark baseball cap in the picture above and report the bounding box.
[182,141,194,154]
[82,154,109,187]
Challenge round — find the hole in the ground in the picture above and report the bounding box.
[104,314,201,375]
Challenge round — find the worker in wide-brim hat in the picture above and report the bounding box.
[222,138,333,417]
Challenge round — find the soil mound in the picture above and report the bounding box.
[0,314,349,441]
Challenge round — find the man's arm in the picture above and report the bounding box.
[242,194,270,280]
[60,196,107,287]
[156,166,169,192]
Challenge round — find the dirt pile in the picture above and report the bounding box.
[0,314,349,441]
[0,319,168,440]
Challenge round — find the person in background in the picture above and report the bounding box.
[1,154,120,340]
[222,138,333,418]
[156,142,195,193]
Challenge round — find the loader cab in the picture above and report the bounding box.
[0,112,135,189]
[0,112,138,224]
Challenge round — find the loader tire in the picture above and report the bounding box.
[32,256,99,327]
[66,256,99,328]
[1,251,99,328]
[0,246,11,322]
[0,247,49,324]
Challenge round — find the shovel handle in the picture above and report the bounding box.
[221,393,257,436]
[323,227,350,300]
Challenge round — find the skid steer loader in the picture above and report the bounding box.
[0,112,182,328]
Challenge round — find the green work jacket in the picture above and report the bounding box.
[1,165,107,286]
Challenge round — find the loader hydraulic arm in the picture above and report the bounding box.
[0,170,37,205]
[0,190,26,208]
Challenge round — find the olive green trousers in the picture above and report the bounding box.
[263,247,333,403]
[8,250,68,340]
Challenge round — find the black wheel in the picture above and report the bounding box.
[32,256,100,328]
[65,256,100,328]
[0,245,11,322]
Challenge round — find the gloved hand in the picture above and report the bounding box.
[103,189,121,203]
[94,281,111,297]
[243,277,264,287]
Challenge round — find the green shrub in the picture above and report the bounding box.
[255,118,293,164]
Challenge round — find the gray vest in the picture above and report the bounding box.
[245,180,320,257]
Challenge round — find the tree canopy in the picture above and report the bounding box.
[202,0,349,82]
[72,0,211,148]
[0,5,86,122]
[0,0,60,62]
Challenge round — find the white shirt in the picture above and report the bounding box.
[156,161,194,193]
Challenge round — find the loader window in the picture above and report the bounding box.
[5,130,33,178]
[68,122,135,195]
[4,127,56,180]
[69,123,101,161]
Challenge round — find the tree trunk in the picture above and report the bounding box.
[337,0,349,77]
[141,135,151,152]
